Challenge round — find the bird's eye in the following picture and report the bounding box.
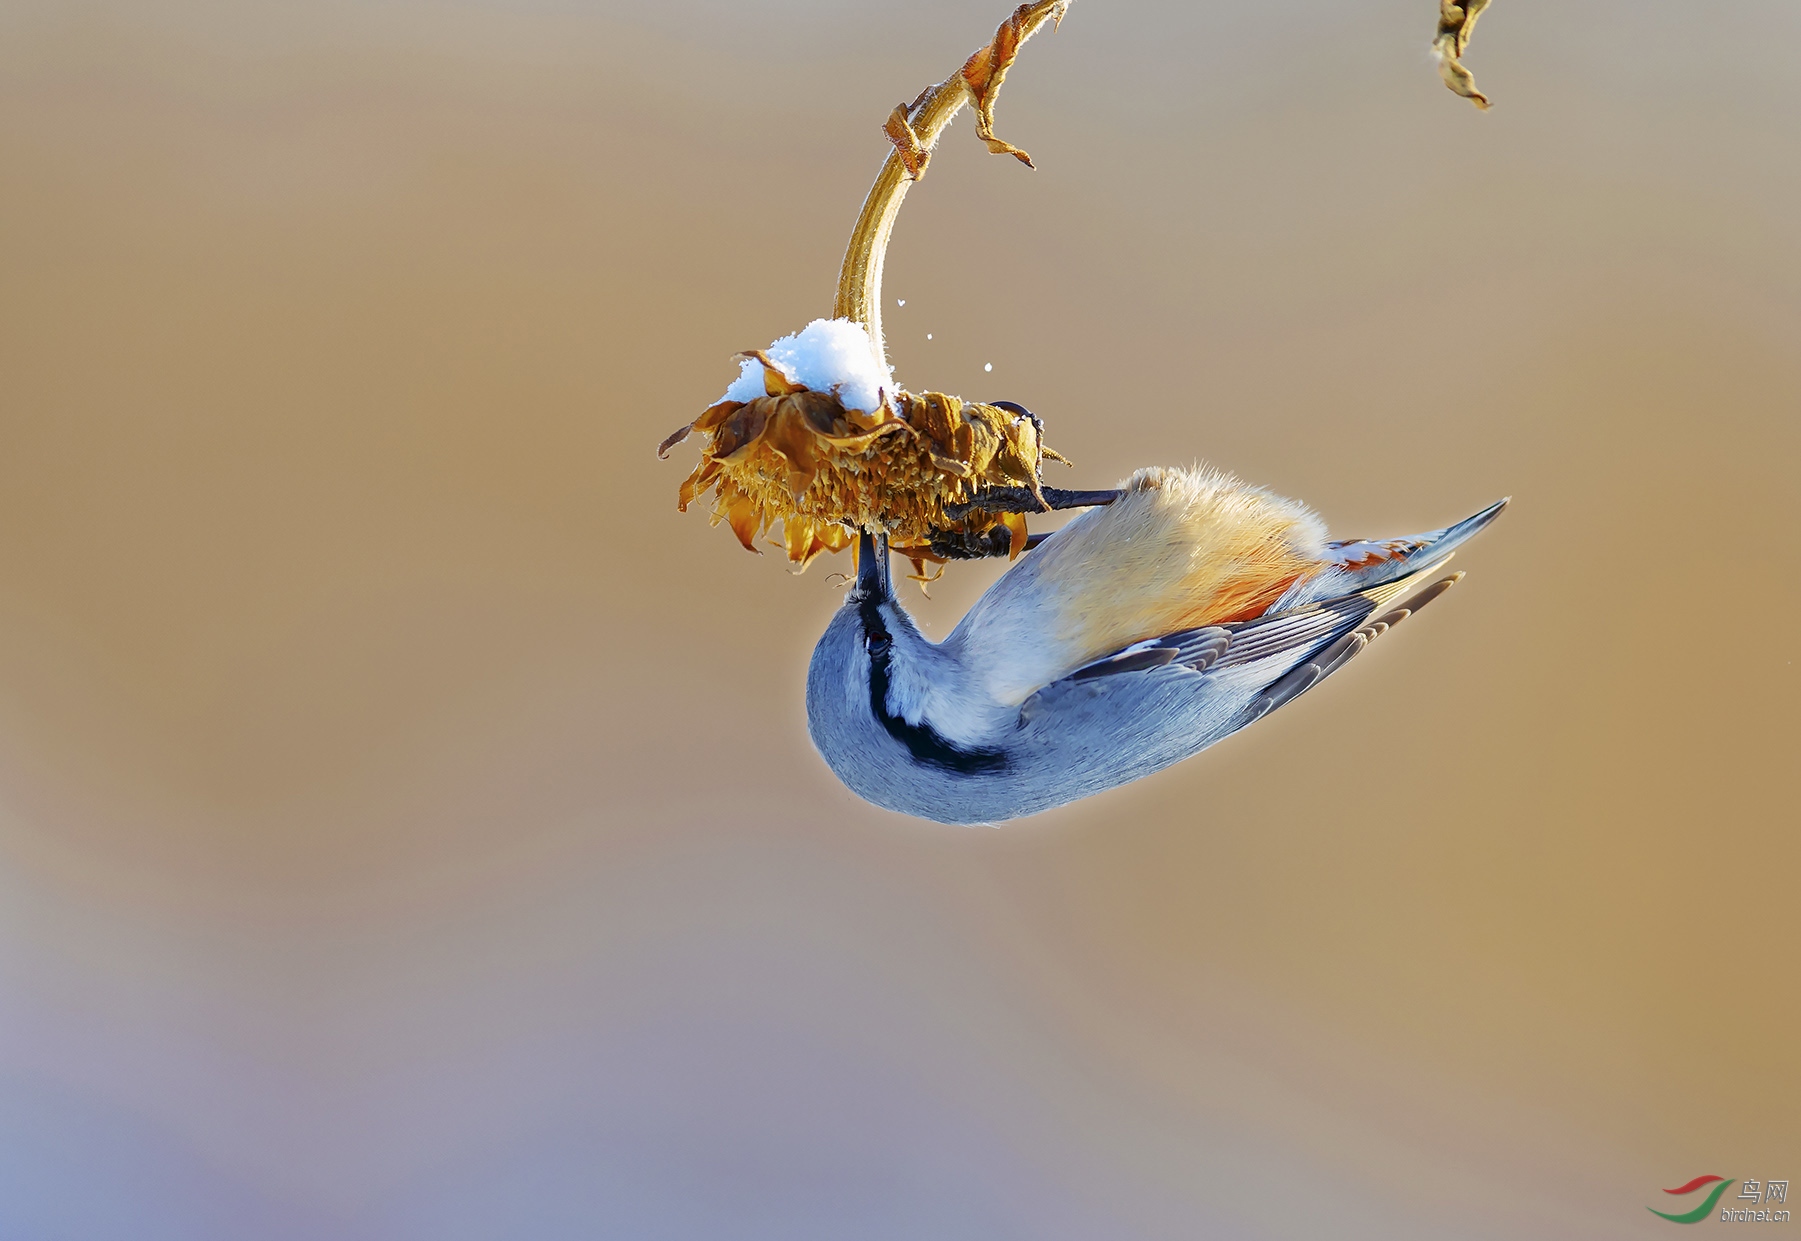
[865,634,891,658]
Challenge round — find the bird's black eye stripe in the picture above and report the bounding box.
[856,598,1006,775]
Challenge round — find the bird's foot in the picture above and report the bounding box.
[943,485,1121,520]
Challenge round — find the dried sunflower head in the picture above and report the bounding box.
[658,320,1067,571]
[660,1,1078,578]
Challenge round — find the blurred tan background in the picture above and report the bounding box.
[1,0,1797,1236]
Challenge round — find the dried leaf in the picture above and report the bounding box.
[883,104,930,180]
[1434,0,1491,110]
[961,0,1069,167]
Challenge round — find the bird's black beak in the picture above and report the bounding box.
[851,530,892,603]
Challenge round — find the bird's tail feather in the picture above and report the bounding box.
[1276,496,1508,609]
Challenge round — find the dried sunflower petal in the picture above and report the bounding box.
[1000,511,1029,560]
[717,483,763,554]
[677,458,721,512]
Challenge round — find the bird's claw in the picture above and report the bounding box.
[943,486,1122,520]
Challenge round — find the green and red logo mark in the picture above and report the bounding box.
[1651,1176,1735,1224]
[1652,1175,1791,1224]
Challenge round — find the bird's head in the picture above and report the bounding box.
[807,531,917,729]
[806,531,1008,799]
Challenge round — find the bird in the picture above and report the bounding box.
[806,464,1506,824]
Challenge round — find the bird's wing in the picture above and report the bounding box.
[870,561,1470,825]
[1230,569,1462,722]
[1024,558,1462,729]
[947,466,1329,704]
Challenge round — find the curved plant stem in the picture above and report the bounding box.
[832,0,1070,375]
[831,78,965,375]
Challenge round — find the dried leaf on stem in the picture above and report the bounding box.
[1434,0,1492,110]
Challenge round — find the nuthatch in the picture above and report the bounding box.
[807,465,1506,824]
